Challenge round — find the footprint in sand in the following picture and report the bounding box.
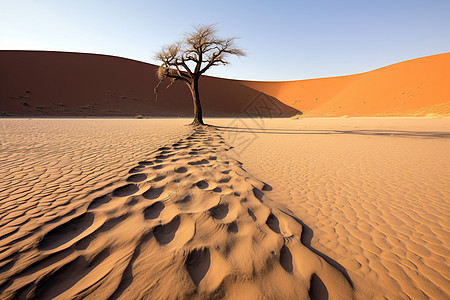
[2,126,354,300]
[153,215,181,245]
[129,165,145,173]
[143,186,165,200]
[196,180,209,189]
[113,184,139,197]
[151,175,166,182]
[175,166,187,173]
[127,173,147,183]
[88,195,112,210]
[279,244,293,273]
[144,202,165,220]
[209,203,229,220]
[186,248,211,286]
[38,213,95,250]
[266,213,281,234]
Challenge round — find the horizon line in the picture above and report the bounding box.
[1,49,449,82]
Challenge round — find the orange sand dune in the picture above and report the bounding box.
[0,51,296,117]
[243,52,450,117]
[1,50,449,117]
[1,50,449,299]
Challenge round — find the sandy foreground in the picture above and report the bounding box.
[0,117,448,299]
[214,117,450,299]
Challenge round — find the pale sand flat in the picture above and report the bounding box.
[0,119,354,299]
[215,117,450,299]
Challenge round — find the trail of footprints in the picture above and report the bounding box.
[0,127,354,299]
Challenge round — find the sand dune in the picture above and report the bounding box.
[0,51,297,117]
[1,50,449,117]
[0,119,355,299]
[1,50,449,299]
[242,53,450,117]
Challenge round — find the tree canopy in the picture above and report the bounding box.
[154,24,245,125]
[155,25,245,93]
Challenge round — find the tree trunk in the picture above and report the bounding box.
[190,78,204,125]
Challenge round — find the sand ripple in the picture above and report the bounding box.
[0,123,354,299]
[217,117,450,299]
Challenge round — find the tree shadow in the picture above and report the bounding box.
[213,125,450,139]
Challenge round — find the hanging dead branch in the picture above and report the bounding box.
[154,24,245,125]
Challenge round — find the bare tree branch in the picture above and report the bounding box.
[154,24,245,124]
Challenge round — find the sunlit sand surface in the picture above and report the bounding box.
[214,117,450,299]
[0,117,448,299]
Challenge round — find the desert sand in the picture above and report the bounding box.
[1,50,449,299]
[214,117,450,299]
[0,51,297,118]
[1,51,449,118]
[0,118,354,299]
[0,117,448,299]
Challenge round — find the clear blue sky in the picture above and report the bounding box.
[1,0,449,80]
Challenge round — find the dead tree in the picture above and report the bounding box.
[155,24,245,125]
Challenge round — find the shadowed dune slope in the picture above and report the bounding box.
[1,50,449,117]
[242,52,450,117]
[0,51,297,117]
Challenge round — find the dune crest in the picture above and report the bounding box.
[242,52,450,117]
[1,50,449,117]
[0,126,354,299]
